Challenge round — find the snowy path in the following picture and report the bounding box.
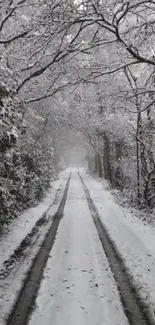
[81,171,155,318]
[0,170,69,324]
[28,172,128,325]
[2,169,155,325]
[0,170,69,269]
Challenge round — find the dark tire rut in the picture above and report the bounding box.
[79,173,155,325]
[6,173,71,325]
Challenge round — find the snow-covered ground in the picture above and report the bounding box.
[0,170,68,268]
[81,171,155,318]
[1,168,155,324]
[29,172,129,325]
[0,170,69,324]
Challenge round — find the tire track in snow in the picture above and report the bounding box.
[0,185,65,280]
[6,173,71,325]
[79,173,154,325]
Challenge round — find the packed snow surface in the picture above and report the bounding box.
[81,170,155,316]
[0,170,68,268]
[29,172,128,325]
[1,168,155,324]
[0,170,69,324]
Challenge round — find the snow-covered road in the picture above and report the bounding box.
[2,169,155,325]
[81,171,155,318]
[29,172,128,325]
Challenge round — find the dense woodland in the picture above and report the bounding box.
[1,0,155,229]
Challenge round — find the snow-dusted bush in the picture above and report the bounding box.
[0,86,56,231]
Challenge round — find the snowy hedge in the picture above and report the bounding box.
[0,86,56,232]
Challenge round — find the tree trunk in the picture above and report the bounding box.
[94,154,98,173]
[136,110,141,203]
[103,133,113,185]
[97,153,102,178]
